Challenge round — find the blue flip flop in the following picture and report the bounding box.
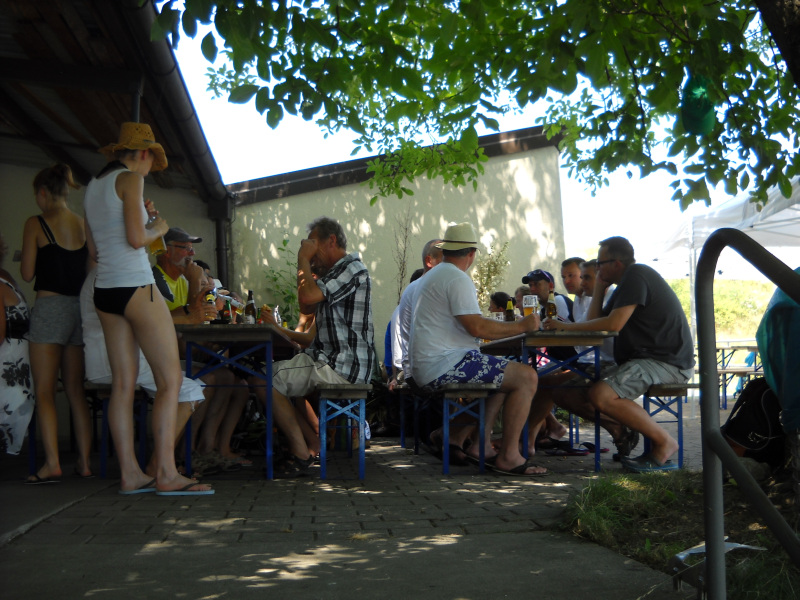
[621,454,679,473]
[156,482,215,496]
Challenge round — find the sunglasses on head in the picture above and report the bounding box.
[530,269,552,283]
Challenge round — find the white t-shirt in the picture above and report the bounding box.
[575,287,615,364]
[79,268,204,403]
[391,277,423,374]
[409,262,481,386]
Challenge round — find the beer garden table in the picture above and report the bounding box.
[482,330,618,471]
[175,323,299,479]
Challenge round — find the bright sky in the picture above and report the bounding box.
[170,19,791,281]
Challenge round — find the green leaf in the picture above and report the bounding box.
[778,176,792,198]
[181,10,198,38]
[266,105,284,128]
[201,32,218,63]
[461,126,479,152]
[255,88,271,113]
[229,84,259,104]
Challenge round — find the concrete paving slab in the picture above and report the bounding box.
[1,406,719,599]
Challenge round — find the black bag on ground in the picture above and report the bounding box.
[721,377,785,467]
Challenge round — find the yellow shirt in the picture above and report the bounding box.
[152,264,188,312]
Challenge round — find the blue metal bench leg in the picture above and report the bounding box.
[442,397,485,475]
[319,396,367,480]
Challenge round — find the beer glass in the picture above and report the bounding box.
[523,295,538,317]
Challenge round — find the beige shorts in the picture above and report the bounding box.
[272,353,348,399]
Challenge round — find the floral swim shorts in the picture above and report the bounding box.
[423,350,509,391]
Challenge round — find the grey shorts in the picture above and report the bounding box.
[601,358,693,400]
[28,295,83,346]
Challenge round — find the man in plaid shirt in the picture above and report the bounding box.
[265,216,375,477]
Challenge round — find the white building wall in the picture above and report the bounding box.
[229,145,566,363]
[0,162,217,303]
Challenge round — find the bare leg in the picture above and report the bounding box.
[146,400,198,477]
[294,399,321,455]
[62,345,92,477]
[493,362,545,474]
[253,384,312,460]
[127,287,211,493]
[28,342,64,481]
[217,385,250,460]
[196,369,234,456]
[588,382,678,464]
[544,412,567,439]
[97,309,151,492]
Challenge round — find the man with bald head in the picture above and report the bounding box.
[388,239,444,390]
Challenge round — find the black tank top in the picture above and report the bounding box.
[33,216,88,296]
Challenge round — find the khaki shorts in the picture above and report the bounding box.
[601,358,693,400]
[273,353,348,399]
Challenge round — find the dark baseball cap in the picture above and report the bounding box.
[164,227,202,244]
[521,269,553,284]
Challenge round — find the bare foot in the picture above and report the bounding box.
[219,450,253,466]
[651,437,680,465]
[493,456,547,475]
[28,464,62,482]
[119,472,158,494]
[156,473,211,493]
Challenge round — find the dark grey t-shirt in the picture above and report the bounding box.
[603,264,695,370]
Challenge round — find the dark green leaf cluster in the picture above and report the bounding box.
[161,0,800,207]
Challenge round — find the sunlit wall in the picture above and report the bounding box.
[230,145,565,363]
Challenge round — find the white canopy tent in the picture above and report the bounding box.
[648,177,800,280]
[644,176,800,341]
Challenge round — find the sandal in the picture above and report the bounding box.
[534,436,564,451]
[274,454,314,478]
[612,427,640,461]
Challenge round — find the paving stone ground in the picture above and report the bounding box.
[1,399,717,599]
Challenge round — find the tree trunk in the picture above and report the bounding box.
[756,0,800,86]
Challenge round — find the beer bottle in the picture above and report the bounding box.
[545,292,558,319]
[244,290,257,324]
[203,292,215,325]
[222,298,232,324]
[504,299,515,322]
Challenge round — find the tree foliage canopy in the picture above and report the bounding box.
[155,0,800,207]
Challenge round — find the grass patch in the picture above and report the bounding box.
[560,469,800,599]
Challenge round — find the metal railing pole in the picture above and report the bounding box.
[696,228,800,600]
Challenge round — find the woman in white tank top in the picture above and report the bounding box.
[84,123,212,496]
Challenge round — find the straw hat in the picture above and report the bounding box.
[99,122,168,171]
[435,222,479,251]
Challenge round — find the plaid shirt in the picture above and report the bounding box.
[304,253,376,383]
